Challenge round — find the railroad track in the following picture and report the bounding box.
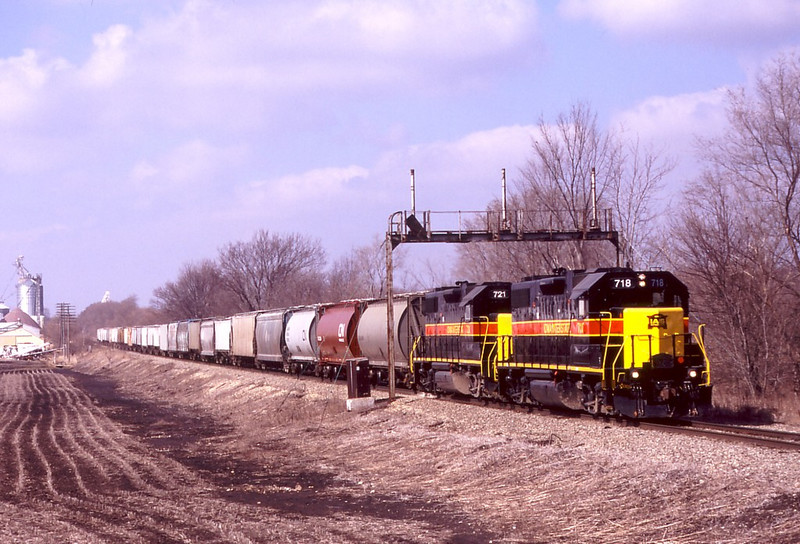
[633,419,800,451]
[384,386,800,451]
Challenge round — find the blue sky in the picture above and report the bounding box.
[2,0,800,313]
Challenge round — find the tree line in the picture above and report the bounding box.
[76,50,800,417]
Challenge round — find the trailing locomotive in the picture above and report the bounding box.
[98,267,712,419]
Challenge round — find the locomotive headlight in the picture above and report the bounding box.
[631,370,640,379]
[688,370,698,379]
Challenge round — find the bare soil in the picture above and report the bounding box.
[1,350,799,543]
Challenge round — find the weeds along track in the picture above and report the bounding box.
[0,361,275,543]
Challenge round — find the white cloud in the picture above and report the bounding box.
[220,125,536,250]
[79,24,132,87]
[612,89,728,152]
[313,0,534,59]
[378,125,537,207]
[0,49,65,123]
[240,165,370,212]
[559,0,800,44]
[129,139,247,203]
[131,0,539,97]
[611,89,730,191]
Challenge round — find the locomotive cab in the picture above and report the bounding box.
[593,271,712,418]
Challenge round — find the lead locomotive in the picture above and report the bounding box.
[412,268,712,418]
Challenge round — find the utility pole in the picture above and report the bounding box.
[56,303,76,364]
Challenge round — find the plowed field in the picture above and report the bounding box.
[0,360,280,542]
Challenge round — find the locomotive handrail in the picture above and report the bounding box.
[409,335,422,377]
[693,325,712,386]
[599,311,621,388]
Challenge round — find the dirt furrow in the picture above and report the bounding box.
[39,378,92,498]
[1,362,260,543]
[47,381,116,491]
[10,401,34,496]
[52,381,177,493]
[0,400,24,498]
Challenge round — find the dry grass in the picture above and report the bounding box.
[5,349,797,543]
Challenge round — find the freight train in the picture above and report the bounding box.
[97,267,712,418]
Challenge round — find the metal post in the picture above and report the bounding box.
[590,167,599,230]
[501,168,508,230]
[410,169,416,217]
[385,230,396,400]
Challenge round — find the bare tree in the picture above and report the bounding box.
[456,103,670,279]
[703,51,800,274]
[325,237,390,301]
[73,296,159,352]
[152,260,233,320]
[672,51,800,409]
[520,103,618,270]
[669,171,796,402]
[612,135,674,266]
[217,229,327,311]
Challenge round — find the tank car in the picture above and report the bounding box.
[356,294,425,386]
[283,306,320,374]
[316,301,363,379]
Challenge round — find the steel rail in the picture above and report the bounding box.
[633,420,800,451]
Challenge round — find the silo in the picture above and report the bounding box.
[17,273,43,324]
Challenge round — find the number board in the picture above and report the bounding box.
[611,277,635,289]
[491,289,509,300]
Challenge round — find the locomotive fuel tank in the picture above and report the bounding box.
[434,370,477,396]
[528,377,585,411]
